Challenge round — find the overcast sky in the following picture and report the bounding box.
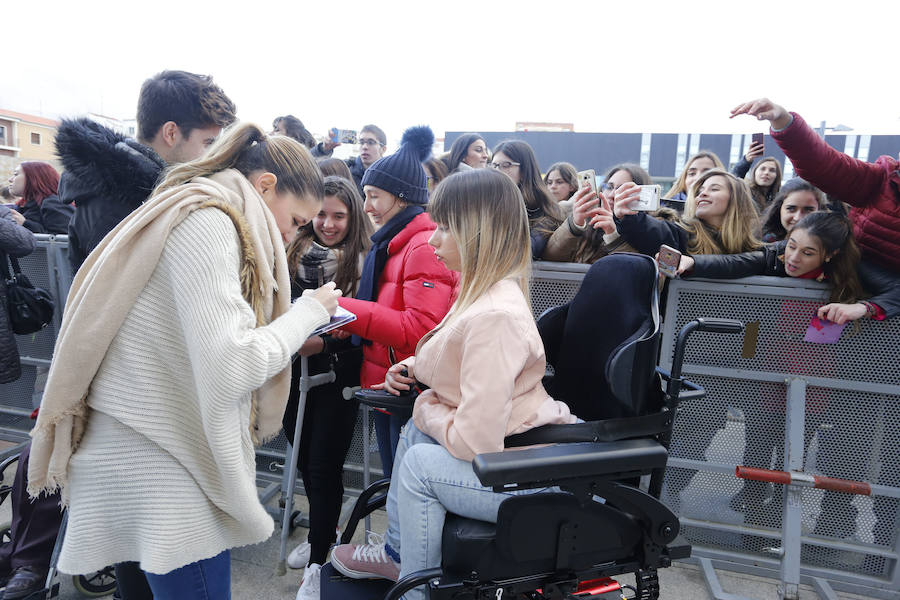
[3,0,899,146]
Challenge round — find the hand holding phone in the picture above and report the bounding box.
[576,169,596,194]
[571,182,600,228]
[746,133,764,161]
[631,184,661,211]
[657,245,682,278]
[329,128,358,144]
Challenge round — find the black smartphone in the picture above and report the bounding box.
[751,132,764,150]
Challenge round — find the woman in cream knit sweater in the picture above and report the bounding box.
[28,124,341,599]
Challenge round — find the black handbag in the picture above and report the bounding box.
[1,253,54,335]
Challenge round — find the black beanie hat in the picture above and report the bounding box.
[361,125,434,205]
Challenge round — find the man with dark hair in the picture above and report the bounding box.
[0,70,235,600]
[316,124,387,195]
[58,69,236,271]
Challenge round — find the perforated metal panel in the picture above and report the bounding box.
[529,262,589,318]
[661,276,900,592]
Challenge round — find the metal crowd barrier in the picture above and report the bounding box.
[659,275,900,600]
[3,240,898,599]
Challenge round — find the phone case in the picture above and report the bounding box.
[576,169,596,193]
[632,185,661,211]
[657,245,681,278]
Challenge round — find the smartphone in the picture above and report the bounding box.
[631,184,661,211]
[329,128,358,144]
[576,169,596,194]
[751,132,764,150]
[657,244,682,278]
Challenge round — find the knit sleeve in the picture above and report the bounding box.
[163,208,329,401]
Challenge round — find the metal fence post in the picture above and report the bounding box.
[780,377,807,600]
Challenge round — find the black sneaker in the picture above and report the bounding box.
[2,566,47,600]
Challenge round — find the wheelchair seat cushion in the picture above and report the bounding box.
[441,493,643,579]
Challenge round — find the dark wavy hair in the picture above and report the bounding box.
[317,157,354,182]
[492,140,563,236]
[761,178,826,241]
[444,133,486,172]
[286,176,372,297]
[137,70,236,143]
[790,211,862,304]
[543,162,578,201]
[273,115,316,148]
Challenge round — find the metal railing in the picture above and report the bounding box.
[3,240,898,599]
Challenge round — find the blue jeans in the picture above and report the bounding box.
[373,410,405,477]
[143,550,230,600]
[384,423,551,600]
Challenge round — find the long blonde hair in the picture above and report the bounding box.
[155,122,324,201]
[428,169,532,323]
[681,169,762,255]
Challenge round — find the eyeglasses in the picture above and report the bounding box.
[490,161,520,170]
[359,138,383,147]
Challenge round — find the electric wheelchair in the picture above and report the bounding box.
[322,253,743,599]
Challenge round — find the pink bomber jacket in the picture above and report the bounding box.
[410,278,576,461]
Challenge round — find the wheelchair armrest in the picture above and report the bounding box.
[339,478,391,544]
[655,367,705,403]
[354,388,418,411]
[473,438,668,489]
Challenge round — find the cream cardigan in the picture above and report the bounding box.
[57,207,328,575]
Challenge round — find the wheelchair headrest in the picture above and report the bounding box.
[546,253,662,421]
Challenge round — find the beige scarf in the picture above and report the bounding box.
[28,169,291,497]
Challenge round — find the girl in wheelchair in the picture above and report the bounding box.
[329,168,577,597]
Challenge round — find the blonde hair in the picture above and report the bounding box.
[681,169,762,255]
[428,169,532,323]
[665,151,725,200]
[155,123,324,202]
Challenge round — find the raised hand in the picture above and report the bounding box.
[730,98,792,130]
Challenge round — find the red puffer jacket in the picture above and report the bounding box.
[338,212,457,387]
[770,112,900,271]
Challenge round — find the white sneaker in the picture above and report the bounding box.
[287,541,311,569]
[295,563,321,600]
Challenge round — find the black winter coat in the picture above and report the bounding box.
[55,118,166,272]
[0,206,36,384]
[18,194,74,235]
[615,211,689,255]
[690,241,900,319]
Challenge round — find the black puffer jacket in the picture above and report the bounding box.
[690,241,900,318]
[17,194,74,235]
[55,118,166,272]
[0,205,37,384]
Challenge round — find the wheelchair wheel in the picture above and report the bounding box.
[72,565,117,597]
[634,568,660,600]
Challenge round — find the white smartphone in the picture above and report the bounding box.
[631,184,661,211]
[576,169,596,194]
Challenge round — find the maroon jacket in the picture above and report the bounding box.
[339,212,457,387]
[770,112,900,271]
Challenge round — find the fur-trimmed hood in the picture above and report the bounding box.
[55,117,166,209]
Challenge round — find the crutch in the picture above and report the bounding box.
[275,355,335,575]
